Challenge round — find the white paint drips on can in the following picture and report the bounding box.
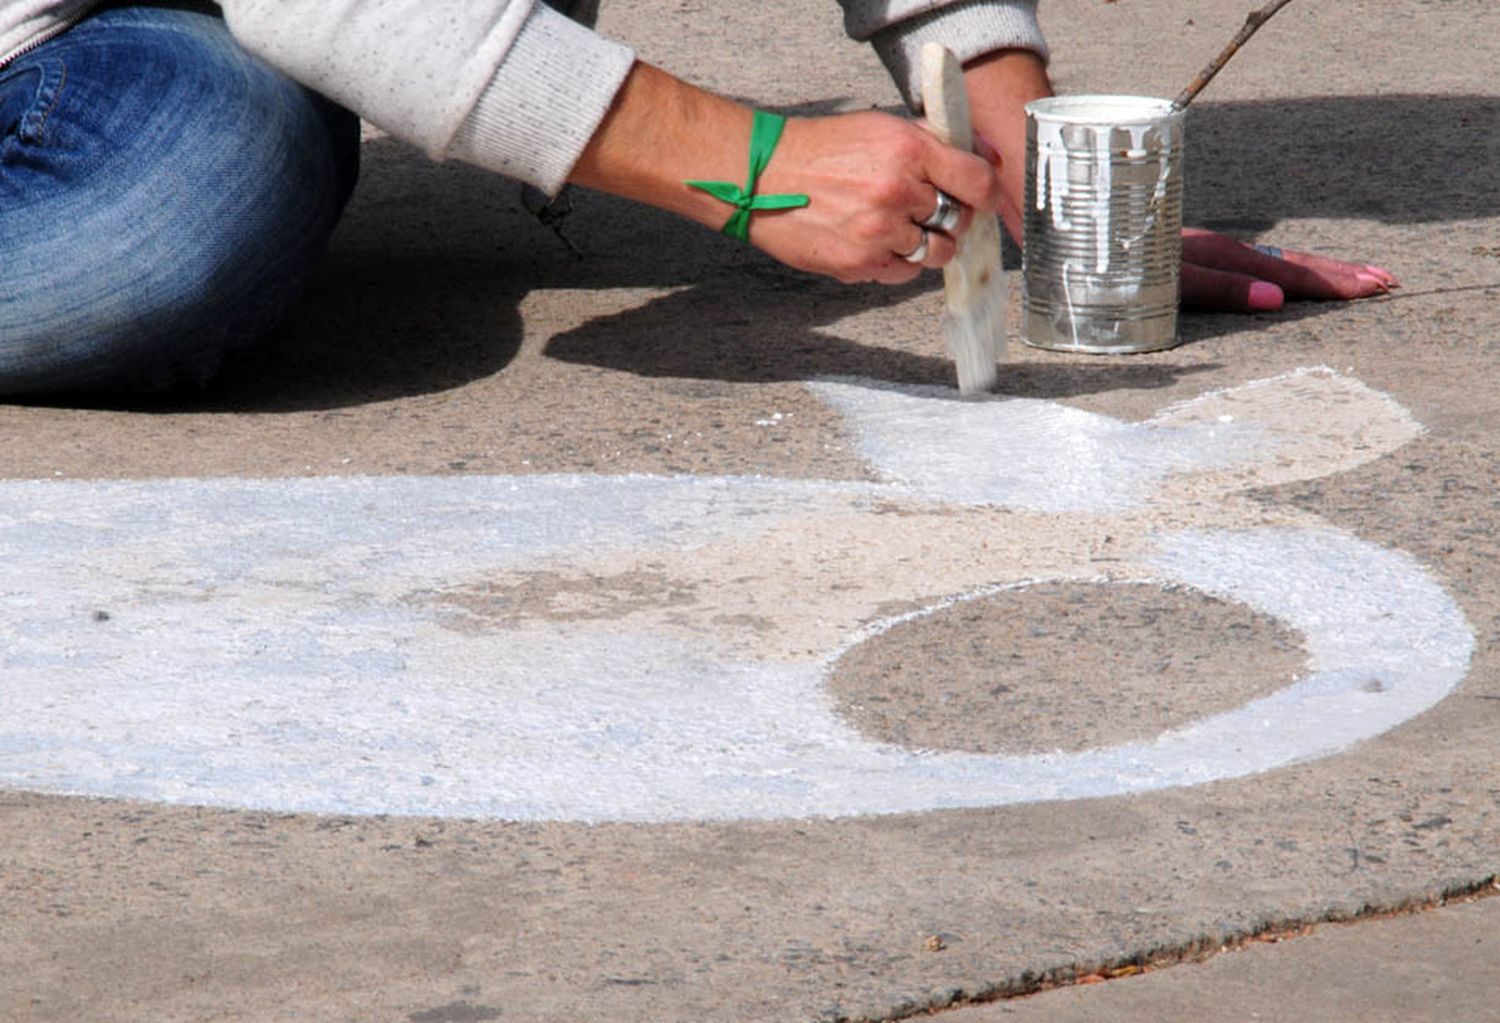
[1024,95,1185,354]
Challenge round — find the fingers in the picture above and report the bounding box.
[896,225,958,269]
[891,124,996,257]
[914,186,975,239]
[1181,263,1285,312]
[1262,245,1398,296]
[747,111,1001,285]
[919,129,1005,216]
[1181,228,1398,303]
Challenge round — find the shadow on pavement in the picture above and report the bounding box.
[114,93,1500,412]
[1185,94,1500,231]
[540,269,1223,400]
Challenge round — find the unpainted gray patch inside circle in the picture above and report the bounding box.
[828,581,1307,756]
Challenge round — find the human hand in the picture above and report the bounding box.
[1181,227,1397,312]
[749,110,1003,284]
[957,52,1399,312]
[571,63,1001,285]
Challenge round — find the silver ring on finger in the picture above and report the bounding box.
[918,189,961,234]
[899,229,930,264]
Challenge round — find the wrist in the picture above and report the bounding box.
[686,111,810,241]
[570,62,758,232]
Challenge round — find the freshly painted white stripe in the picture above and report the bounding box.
[0,371,1468,821]
[808,377,1262,511]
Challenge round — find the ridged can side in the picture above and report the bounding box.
[1022,95,1186,354]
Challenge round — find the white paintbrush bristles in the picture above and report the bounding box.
[941,212,1004,394]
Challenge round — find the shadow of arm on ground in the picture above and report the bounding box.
[540,268,1220,399]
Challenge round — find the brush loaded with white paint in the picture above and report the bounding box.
[921,43,1004,395]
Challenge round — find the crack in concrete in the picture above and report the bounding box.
[848,874,1500,1023]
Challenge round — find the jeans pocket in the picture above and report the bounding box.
[0,60,65,145]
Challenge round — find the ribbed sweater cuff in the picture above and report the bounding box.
[448,3,635,194]
[867,1,1048,112]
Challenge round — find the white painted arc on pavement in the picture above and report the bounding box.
[0,372,1472,822]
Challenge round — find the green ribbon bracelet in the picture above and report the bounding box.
[685,110,809,242]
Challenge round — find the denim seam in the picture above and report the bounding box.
[6,56,67,145]
[28,57,67,142]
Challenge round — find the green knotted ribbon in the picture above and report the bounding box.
[685,110,809,242]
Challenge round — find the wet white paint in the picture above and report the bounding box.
[818,378,1259,512]
[0,371,1472,822]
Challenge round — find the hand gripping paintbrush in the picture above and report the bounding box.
[921,43,1004,395]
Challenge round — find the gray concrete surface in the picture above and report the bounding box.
[4,2,1500,1021]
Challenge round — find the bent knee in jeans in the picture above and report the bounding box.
[0,4,359,396]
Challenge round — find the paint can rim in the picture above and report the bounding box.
[1025,94,1180,126]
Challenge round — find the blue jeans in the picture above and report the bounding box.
[0,2,359,395]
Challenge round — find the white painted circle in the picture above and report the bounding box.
[0,477,1471,823]
[0,375,1470,822]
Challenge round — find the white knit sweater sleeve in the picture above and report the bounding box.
[218,0,634,194]
[446,6,635,193]
[215,1,1042,195]
[838,1,1049,111]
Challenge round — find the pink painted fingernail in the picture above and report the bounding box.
[1356,271,1392,293]
[1247,281,1284,310]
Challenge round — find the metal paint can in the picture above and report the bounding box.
[1021,95,1185,354]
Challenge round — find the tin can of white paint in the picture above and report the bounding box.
[1022,95,1185,354]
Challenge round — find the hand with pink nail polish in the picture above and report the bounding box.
[1180,227,1398,313]
[958,51,1397,316]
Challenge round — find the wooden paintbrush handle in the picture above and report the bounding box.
[921,43,974,152]
[922,43,1003,394]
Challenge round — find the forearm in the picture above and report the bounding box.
[963,47,1053,244]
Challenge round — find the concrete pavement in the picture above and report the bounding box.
[4,2,1499,1020]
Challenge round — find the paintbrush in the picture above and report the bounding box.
[921,43,1004,396]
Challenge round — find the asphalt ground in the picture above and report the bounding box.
[3,2,1499,1020]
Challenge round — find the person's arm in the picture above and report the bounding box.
[219,0,636,193]
[221,0,1001,284]
[570,61,1003,284]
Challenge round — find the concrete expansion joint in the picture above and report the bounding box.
[845,874,1500,1023]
